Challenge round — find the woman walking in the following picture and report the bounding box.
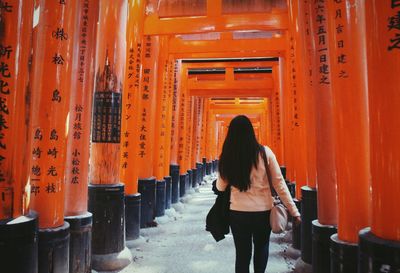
[216,115,301,273]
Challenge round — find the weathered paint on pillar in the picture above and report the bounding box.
[310,0,338,225]
[136,35,159,179]
[65,0,99,216]
[90,0,127,185]
[120,0,145,195]
[0,0,34,220]
[153,36,169,180]
[327,0,370,243]
[366,0,400,241]
[29,0,78,228]
[169,60,181,165]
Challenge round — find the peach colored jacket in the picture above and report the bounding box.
[216,146,300,217]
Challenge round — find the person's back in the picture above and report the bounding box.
[216,115,300,273]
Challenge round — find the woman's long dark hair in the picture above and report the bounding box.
[218,115,262,192]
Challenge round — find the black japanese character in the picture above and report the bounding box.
[47,166,58,176]
[72,167,79,175]
[336,9,342,19]
[388,12,400,31]
[45,183,56,193]
[71,176,79,184]
[339,70,349,78]
[32,147,42,158]
[32,165,41,176]
[52,27,69,40]
[336,24,344,34]
[337,54,347,64]
[0,62,11,77]
[50,129,58,140]
[0,1,12,12]
[52,89,61,102]
[73,131,81,139]
[47,147,58,158]
[388,33,400,50]
[72,158,80,166]
[0,80,9,95]
[59,0,66,4]
[0,114,8,130]
[72,149,80,157]
[392,0,400,8]
[52,54,65,65]
[0,45,12,59]
[0,97,9,114]
[75,104,83,112]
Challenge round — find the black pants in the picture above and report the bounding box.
[230,210,272,273]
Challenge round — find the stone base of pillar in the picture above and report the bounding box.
[38,222,70,273]
[179,173,188,197]
[293,199,302,250]
[138,178,156,228]
[92,246,132,272]
[65,212,92,273]
[280,165,287,180]
[358,227,400,273]
[192,168,198,187]
[170,164,180,204]
[164,176,172,209]
[0,211,38,273]
[301,186,318,264]
[187,169,193,191]
[196,162,203,183]
[125,193,141,241]
[206,162,212,175]
[89,184,125,255]
[287,181,296,199]
[312,220,337,273]
[156,179,166,217]
[330,233,358,273]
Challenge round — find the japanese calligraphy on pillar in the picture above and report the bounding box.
[138,36,152,158]
[170,60,179,152]
[158,59,169,169]
[304,0,313,86]
[314,0,331,85]
[332,0,349,78]
[289,37,299,128]
[388,0,400,50]
[78,0,89,83]
[91,53,122,143]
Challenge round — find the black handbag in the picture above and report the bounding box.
[205,186,231,242]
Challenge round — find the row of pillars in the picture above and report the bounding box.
[282,1,400,273]
[0,1,220,272]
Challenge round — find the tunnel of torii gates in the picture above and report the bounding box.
[0,0,399,273]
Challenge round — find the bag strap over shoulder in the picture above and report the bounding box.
[260,146,277,197]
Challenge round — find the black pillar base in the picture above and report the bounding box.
[0,211,38,273]
[65,212,92,273]
[280,166,287,180]
[192,168,198,188]
[359,227,400,273]
[138,178,156,228]
[292,199,302,250]
[330,233,358,273]
[287,181,296,199]
[125,193,141,241]
[179,173,187,197]
[164,176,172,209]
[196,163,203,184]
[156,179,166,217]
[187,169,193,191]
[170,164,180,204]
[88,184,125,254]
[38,222,70,273]
[301,186,318,264]
[312,220,337,273]
[202,157,207,178]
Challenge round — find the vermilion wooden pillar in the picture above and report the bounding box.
[271,66,283,163]
[0,2,37,273]
[153,36,169,218]
[87,1,130,271]
[136,35,159,228]
[325,1,370,272]
[359,2,400,272]
[29,0,79,272]
[169,60,182,204]
[63,1,99,272]
[177,63,188,197]
[200,99,209,179]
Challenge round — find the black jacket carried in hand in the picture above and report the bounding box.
[205,186,231,242]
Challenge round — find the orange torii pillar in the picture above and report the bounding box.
[185,96,195,190]
[169,60,181,204]
[163,56,175,209]
[88,1,131,271]
[120,0,145,242]
[200,99,209,180]
[303,0,339,268]
[326,1,370,272]
[177,64,189,198]
[359,2,400,272]
[63,1,98,272]
[190,97,200,187]
[0,2,37,273]
[205,111,216,176]
[271,66,284,164]
[29,1,78,272]
[136,35,159,228]
[153,36,169,218]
